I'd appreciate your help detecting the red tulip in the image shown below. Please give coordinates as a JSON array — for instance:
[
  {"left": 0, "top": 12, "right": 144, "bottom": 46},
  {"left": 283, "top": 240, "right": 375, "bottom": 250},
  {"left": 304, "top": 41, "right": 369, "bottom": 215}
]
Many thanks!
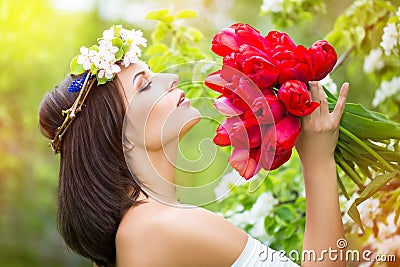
[
  {"left": 307, "top": 40, "right": 337, "bottom": 81},
  {"left": 278, "top": 80, "right": 320, "bottom": 116},
  {"left": 214, "top": 124, "right": 230, "bottom": 146},
  {"left": 211, "top": 26, "right": 240, "bottom": 57},
  {"left": 243, "top": 56, "right": 279, "bottom": 89},
  {"left": 276, "top": 46, "right": 313, "bottom": 84},
  {"left": 244, "top": 95, "right": 286, "bottom": 126},
  {"left": 231, "top": 123, "right": 263, "bottom": 149},
  {"left": 214, "top": 116, "right": 262, "bottom": 148},
  {"left": 213, "top": 117, "right": 240, "bottom": 146},
  {"left": 264, "top": 31, "right": 296, "bottom": 51},
  {"left": 262, "top": 150, "right": 293, "bottom": 171},
  {"left": 234, "top": 23, "right": 268, "bottom": 52},
  {"left": 229, "top": 147, "right": 262, "bottom": 179},
  {"left": 221, "top": 75, "right": 264, "bottom": 112},
  {"left": 261, "top": 114, "right": 301, "bottom": 169},
  {"left": 211, "top": 23, "right": 267, "bottom": 57}
]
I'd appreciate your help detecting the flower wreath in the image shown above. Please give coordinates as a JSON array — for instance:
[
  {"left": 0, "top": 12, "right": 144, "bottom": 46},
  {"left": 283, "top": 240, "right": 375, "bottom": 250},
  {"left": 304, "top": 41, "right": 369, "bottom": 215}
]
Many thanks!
[{"left": 50, "top": 25, "right": 147, "bottom": 154}]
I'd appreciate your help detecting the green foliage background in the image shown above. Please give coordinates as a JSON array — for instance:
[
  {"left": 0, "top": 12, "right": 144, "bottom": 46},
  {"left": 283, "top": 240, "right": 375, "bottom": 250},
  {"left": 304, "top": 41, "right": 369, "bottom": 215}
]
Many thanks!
[{"left": 0, "top": 0, "right": 399, "bottom": 266}]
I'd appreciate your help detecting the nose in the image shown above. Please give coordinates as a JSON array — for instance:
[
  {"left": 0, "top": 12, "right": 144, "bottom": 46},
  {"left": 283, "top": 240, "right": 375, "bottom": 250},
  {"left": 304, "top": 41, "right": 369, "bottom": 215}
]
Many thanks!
[{"left": 167, "top": 73, "right": 179, "bottom": 92}]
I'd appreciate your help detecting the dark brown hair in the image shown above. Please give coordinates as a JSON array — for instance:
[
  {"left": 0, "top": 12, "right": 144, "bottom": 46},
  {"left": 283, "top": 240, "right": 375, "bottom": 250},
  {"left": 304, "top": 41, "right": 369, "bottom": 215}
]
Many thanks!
[{"left": 38, "top": 74, "right": 148, "bottom": 267}]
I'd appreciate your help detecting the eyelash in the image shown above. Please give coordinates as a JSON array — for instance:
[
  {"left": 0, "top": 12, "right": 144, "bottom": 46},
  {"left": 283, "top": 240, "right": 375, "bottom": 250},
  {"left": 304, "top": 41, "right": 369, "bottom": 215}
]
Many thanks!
[{"left": 139, "top": 80, "right": 152, "bottom": 92}]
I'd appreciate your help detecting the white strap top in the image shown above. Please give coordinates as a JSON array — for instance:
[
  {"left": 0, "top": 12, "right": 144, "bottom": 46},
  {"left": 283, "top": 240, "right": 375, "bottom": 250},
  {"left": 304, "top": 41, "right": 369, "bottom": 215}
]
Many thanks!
[{"left": 231, "top": 234, "right": 300, "bottom": 267}]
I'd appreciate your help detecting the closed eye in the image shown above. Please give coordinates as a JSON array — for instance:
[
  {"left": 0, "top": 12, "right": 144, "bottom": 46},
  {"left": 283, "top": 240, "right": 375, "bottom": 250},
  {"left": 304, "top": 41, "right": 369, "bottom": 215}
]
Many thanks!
[{"left": 139, "top": 80, "right": 152, "bottom": 92}]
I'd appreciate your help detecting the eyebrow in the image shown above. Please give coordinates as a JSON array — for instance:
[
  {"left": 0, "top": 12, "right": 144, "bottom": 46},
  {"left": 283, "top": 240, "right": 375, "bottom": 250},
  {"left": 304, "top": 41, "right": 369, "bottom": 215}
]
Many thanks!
[{"left": 132, "top": 70, "right": 145, "bottom": 84}]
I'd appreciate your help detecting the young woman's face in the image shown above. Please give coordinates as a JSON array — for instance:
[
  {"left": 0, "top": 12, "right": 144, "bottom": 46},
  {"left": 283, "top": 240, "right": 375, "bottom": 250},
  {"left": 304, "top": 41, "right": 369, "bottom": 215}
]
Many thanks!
[{"left": 118, "top": 61, "right": 201, "bottom": 150}]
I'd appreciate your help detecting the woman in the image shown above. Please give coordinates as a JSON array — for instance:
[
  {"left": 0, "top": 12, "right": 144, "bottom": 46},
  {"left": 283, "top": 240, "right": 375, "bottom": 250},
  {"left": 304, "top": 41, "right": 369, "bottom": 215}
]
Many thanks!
[{"left": 39, "top": 35, "right": 349, "bottom": 267}]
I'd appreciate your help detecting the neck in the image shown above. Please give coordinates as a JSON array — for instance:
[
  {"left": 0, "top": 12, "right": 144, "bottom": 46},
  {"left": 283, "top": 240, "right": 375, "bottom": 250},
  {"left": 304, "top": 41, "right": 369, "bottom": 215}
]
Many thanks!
[{"left": 126, "top": 140, "right": 179, "bottom": 205}]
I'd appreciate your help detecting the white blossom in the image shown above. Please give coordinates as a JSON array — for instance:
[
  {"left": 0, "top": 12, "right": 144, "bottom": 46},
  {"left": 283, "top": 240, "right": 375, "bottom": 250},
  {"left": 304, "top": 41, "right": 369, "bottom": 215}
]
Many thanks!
[
  {"left": 397, "top": 6, "right": 400, "bottom": 18},
  {"left": 249, "top": 192, "right": 278, "bottom": 222},
  {"left": 228, "top": 210, "right": 251, "bottom": 228},
  {"left": 72, "top": 25, "right": 147, "bottom": 84},
  {"left": 121, "top": 28, "right": 147, "bottom": 48},
  {"left": 226, "top": 192, "right": 278, "bottom": 238},
  {"left": 261, "top": 0, "right": 284, "bottom": 13},
  {"left": 77, "top": 46, "right": 97, "bottom": 70},
  {"left": 122, "top": 50, "right": 139, "bottom": 67},
  {"left": 380, "top": 23, "right": 399, "bottom": 56},
  {"left": 376, "top": 212, "right": 399, "bottom": 239},
  {"left": 102, "top": 26, "right": 115, "bottom": 40},
  {"left": 249, "top": 219, "right": 267, "bottom": 240},
  {"left": 363, "top": 48, "right": 384, "bottom": 73},
  {"left": 372, "top": 75, "right": 400, "bottom": 107},
  {"left": 373, "top": 235, "right": 400, "bottom": 257},
  {"left": 214, "top": 170, "right": 248, "bottom": 201},
  {"left": 358, "top": 198, "right": 381, "bottom": 228},
  {"left": 320, "top": 74, "right": 338, "bottom": 95},
  {"left": 387, "top": 139, "right": 396, "bottom": 151}
]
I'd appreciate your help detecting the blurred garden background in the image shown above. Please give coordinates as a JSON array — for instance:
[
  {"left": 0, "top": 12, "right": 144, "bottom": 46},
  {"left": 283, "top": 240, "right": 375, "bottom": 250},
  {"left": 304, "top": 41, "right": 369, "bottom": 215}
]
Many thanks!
[{"left": 1, "top": 0, "right": 400, "bottom": 266}]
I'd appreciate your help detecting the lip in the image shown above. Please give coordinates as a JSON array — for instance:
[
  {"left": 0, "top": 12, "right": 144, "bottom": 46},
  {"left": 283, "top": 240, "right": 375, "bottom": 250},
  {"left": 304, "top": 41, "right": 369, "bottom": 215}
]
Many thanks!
[{"left": 177, "top": 91, "right": 185, "bottom": 106}]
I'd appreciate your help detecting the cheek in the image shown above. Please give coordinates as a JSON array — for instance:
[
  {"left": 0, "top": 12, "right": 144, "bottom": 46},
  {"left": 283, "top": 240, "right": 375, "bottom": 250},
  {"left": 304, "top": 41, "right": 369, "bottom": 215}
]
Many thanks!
[{"left": 144, "top": 97, "right": 177, "bottom": 148}]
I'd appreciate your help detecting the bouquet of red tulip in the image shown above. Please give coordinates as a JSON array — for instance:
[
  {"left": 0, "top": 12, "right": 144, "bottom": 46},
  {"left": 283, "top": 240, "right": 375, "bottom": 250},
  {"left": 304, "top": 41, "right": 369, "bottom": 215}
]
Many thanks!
[
  {"left": 205, "top": 23, "right": 400, "bottom": 229},
  {"left": 206, "top": 23, "right": 337, "bottom": 179}
]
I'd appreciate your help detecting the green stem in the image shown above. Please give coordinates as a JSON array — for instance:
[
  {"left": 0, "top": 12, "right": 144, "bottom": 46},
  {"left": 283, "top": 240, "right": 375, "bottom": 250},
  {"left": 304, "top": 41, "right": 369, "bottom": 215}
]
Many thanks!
[
  {"left": 339, "top": 126, "right": 397, "bottom": 172},
  {"left": 336, "top": 141, "right": 388, "bottom": 172},
  {"left": 335, "top": 155, "right": 364, "bottom": 189},
  {"left": 337, "top": 173, "right": 351, "bottom": 200}
]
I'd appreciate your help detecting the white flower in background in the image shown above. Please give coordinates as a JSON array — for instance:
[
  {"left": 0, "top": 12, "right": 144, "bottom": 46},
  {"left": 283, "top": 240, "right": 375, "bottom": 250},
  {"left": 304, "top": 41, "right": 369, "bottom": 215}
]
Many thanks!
[
  {"left": 249, "top": 219, "right": 268, "bottom": 241},
  {"left": 367, "top": 212, "right": 400, "bottom": 256},
  {"left": 228, "top": 210, "right": 251, "bottom": 228},
  {"left": 373, "top": 235, "right": 400, "bottom": 257},
  {"left": 226, "top": 192, "right": 278, "bottom": 239},
  {"left": 363, "top": 48, "right": 384, "bottom": 73},
  {"left": 249, "top": 192, "right": 278, "bottom": 223},
  {"left": 387, "top": 139, "right": 396, "bottom": 151},
  {"left": 380, "top": 23, "right": 399, "bottom": 56},
  {"left": 372, "top": 75, "right": 400, "bottom": 107},
  {"left": 214, "top": 170, "right": 248, "bottom": 201},
  {"left": 357, "top": 262, "right": 373, "bottom": 267},
  {"left": 320, "top": 74, "right": 338, "bottom": 95},
  {"left": 376, "top": 212, "right": 399, "bottom": 239},
  {"left": 358, "top": 198, "right": 381, "bottom": 228},
  {"left": 397, "top": 6, "right": 400, "bottom": 17},
  {"left": 261, "top": 0, "right": 284, "bottom": 13}
]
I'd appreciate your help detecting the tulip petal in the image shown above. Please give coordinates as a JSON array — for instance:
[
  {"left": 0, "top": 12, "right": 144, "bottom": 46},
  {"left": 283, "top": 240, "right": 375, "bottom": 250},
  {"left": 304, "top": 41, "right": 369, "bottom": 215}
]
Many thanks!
[
  {"left": 214, "top": 96, "right": 245, "bottom": 116},
  {"left": 205, "top": 70, "right": 228, "bottom": 93}
]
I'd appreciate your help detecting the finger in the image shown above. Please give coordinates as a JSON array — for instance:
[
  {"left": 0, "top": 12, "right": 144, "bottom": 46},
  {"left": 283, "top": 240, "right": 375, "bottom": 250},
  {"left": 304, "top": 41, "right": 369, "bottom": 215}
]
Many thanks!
[
  {"left": 308, "top": 81, "right": 319, "bottom": 102},
  {"left": 332, "top": 82, "right": 349, "bottom": 124},
  {"left": 318, "top": 82, "right": 329, "bottom": 117}
]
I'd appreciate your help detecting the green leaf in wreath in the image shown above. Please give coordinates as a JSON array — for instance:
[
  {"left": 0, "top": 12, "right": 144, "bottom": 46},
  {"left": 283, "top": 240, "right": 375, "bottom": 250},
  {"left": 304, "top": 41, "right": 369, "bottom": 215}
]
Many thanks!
[
  {"left": 70, "top": 55, "right": 85, "bottom": 75},
  {"left": 115, "top": 48, "right": 124, "bottom": 61},
  {"left": 97, "top": 76, "right": 107, "bottom": 85}
]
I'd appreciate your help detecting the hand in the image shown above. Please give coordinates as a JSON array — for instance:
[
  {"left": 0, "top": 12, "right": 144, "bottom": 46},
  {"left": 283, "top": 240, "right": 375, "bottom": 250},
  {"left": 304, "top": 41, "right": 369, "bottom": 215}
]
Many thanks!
[{"left": 295, "top": 81, "right": 349, "bottom": 166}]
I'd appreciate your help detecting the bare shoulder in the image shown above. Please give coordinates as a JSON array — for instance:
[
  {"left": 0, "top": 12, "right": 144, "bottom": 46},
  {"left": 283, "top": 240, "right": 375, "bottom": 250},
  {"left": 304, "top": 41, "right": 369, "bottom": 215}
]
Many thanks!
[{"left": 116, "top": 201, "right": 248, "bottom": 267}]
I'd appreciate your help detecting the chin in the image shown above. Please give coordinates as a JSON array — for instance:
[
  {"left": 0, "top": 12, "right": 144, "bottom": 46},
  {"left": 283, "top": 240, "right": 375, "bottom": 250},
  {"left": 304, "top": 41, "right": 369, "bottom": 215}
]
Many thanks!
[{"left": 178, "top": 112, "right": 201, "bottom": 140}]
